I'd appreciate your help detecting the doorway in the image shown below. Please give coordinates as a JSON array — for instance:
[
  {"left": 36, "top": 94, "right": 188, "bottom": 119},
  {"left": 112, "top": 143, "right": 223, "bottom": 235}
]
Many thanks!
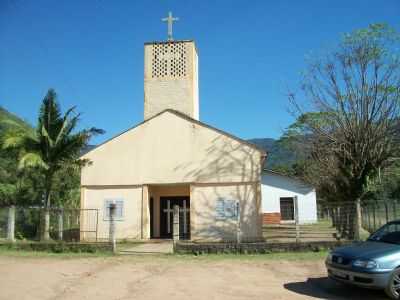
[
  {"left": 280, "top": 197, "right": 295, "bottom": 221},
  {"left": 160, "top": 196, "right": 190, "bottom": 239}
]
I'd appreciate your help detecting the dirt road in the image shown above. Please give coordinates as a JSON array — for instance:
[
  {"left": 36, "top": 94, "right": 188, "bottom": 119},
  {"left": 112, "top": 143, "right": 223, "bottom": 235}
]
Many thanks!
[{"left": 0, "top": 255, "right": 388, "bottom": 300}]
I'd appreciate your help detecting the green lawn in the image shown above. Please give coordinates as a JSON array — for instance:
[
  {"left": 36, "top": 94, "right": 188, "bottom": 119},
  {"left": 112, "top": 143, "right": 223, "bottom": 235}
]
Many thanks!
[{"left": 0, "top": 247, "right": 328, "bottom": 261}]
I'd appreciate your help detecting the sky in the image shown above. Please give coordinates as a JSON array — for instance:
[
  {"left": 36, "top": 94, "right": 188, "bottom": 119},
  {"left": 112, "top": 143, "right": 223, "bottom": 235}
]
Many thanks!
[{"left": 1, "top": 0, "right": 399, "bottom": 144}]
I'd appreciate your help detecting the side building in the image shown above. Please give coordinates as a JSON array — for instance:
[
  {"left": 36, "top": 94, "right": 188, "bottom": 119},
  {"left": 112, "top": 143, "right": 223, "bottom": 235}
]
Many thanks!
[{"left": 261, "top": 170, "right": 317, "bottom": 225}]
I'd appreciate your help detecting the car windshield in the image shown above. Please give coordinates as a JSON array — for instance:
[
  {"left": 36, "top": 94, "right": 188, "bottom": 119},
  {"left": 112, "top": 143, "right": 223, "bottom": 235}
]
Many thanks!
[{"left": 368, "top": 222, "right": 400, "bottom": 244}]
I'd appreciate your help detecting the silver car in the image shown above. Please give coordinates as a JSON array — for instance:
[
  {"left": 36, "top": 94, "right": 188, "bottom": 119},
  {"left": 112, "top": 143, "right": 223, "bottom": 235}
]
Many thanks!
[{"left": 326, "top": 221, "right": 400, "bottom": 299}]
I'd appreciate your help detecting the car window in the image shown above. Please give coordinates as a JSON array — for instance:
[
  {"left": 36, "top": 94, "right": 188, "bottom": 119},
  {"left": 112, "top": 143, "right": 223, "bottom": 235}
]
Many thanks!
[{"left": 369, "top": 223, "right": 400, "bottom": 244}]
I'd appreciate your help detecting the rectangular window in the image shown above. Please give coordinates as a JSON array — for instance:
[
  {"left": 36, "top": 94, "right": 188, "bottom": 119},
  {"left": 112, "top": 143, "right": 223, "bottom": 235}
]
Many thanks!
[
  {"left": 215, "top": 198, "right": 238, "bottom": 220},
  {"left": 104, "top": 199, "right": 124, "bottom": 221}
]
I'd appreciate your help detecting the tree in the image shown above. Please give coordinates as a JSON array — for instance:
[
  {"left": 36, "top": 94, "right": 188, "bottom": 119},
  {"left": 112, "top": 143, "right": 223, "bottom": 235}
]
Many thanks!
[
  {"left": 2, "top": 89, "right": 103, "bottom": 240},
  {"left": 0, "top": 109, "right": 43, "bottom": 207},
  {"left": 289, "top": 24, "right": 400, "bottom": 239}
]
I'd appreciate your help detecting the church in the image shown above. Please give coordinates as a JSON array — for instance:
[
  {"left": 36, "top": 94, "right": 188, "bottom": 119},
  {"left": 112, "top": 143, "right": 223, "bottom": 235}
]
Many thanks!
[{"left": 80, "top": 14, "right": 266, "bottom": 242}]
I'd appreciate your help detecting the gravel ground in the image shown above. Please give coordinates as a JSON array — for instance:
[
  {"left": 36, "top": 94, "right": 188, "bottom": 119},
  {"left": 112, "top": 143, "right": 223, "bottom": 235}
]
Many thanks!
[{"left": 0, "top": 254, "right": 388, "bottom": 300}]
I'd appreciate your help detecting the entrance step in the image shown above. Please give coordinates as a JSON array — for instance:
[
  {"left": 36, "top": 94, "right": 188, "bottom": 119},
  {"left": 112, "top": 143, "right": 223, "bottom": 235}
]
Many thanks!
[{"left": 119, "top": 240, "right": 173, "bottom": 255}]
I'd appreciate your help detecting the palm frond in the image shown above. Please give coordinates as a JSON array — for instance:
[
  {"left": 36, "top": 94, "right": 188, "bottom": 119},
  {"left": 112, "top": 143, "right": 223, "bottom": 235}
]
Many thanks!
[
  {"left": 18, "top": 152, "right": 48, "bottom": 170},
  {"left": 41, "top": 125, "right": 54, "bottom": 148},
  {"left": 2, "top": 134, "right": 26, "bottom": 149},
  {"left": 54, "top": 106, "right": 78, "bottom": 145}
]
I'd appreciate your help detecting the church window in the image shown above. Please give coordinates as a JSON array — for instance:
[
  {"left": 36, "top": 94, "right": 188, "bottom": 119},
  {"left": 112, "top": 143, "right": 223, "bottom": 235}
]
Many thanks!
[{"left": 104, "top": 199, "right": 124, "bottom": 221}]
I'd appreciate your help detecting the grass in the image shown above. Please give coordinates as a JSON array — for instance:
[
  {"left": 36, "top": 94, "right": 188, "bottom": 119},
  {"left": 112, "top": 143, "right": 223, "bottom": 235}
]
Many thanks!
[
  {"left": 0, "top": 247, "right": 113, "bottom": 258},
  {"left": 0, "top": 246, "right": 328, "bottom": 262},
  {"left": 171, "top": 251, "right": 329, "bottom": 262}
]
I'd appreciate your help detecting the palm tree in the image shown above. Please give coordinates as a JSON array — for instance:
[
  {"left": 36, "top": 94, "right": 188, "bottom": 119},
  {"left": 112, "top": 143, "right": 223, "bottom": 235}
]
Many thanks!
[{"left": 3, "top": 89, "right": 103, "bottom": 240}]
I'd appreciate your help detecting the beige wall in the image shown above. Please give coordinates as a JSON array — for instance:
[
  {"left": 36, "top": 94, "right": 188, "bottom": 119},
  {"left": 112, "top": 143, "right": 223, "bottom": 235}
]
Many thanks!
[
  {"left": 191, "top": 183, "right": 262, "bottom": 242},
  {"left": 81, "top": 186, "right": 143, "bottom": 240},
  {"left": 80, "top": 111, "right": 265, "bottom": 241},
  {"left": 81, "top": 111, "right": 263, "bottom": 187}
]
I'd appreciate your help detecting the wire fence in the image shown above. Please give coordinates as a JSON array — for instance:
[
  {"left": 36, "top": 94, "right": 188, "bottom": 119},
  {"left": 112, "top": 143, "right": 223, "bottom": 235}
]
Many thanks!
[
  {"left": 318, "top": 202, "right": 357, "bottom": 239},
  {"left": 0, "top": 207, "right": 103, "bottom": 242},
  {"left": 361, "top": 200, "right": 400, "bottom": 233},
  {"left": 318, "top": 199, "right": 400, "bottom": 239}
]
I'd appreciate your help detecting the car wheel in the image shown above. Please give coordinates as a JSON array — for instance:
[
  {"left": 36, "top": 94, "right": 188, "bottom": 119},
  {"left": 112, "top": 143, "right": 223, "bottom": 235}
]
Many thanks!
[{"left": 385, "top": 268, "right": 400, "bottom": 299}]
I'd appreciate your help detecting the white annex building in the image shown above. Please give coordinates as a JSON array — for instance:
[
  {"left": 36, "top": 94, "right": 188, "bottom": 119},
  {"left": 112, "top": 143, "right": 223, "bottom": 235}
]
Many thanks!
[
  {"left": 261, "top": 170, "right": 317, "bottom": 225},
  {"left": 80, "top": 14, "right": 266, "bottom": 242}
]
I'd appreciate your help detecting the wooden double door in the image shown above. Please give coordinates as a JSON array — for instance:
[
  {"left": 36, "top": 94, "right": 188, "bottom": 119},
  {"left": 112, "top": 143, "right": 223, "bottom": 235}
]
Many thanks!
[{"left": 160, "top": 196, "right": 190, "bottom": 240}]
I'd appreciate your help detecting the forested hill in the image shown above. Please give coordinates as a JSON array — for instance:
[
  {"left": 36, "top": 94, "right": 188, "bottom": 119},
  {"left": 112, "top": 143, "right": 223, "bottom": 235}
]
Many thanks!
[
  {"left": 247, "top": 138, "right": 297, "bottom": 168},
  {"left": 0, "top": 106, "right": 33, "bottom": 134}
]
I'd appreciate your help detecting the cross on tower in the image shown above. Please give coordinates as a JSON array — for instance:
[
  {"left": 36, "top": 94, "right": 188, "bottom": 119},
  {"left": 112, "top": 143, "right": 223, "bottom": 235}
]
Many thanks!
[{"left": 162, "top": 11, "right": 179, "bottom": 41}]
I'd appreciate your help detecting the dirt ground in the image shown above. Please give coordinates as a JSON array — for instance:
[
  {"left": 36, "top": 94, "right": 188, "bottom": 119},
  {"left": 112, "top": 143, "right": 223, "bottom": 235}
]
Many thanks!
[{"left": 0, "top": 254, "right": 388, "bottom": 300}]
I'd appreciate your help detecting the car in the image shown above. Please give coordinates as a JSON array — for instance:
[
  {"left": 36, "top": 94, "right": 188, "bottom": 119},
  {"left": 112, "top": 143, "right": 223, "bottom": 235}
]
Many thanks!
[{"left": 326, "top": 220, "right": 400, "bottom": 299}]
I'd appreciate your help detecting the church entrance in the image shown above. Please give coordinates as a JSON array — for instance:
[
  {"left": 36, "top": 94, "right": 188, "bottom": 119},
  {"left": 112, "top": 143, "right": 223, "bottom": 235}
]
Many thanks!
[{"left": 160, "top": 196, "right": 190, "bottom": 240}]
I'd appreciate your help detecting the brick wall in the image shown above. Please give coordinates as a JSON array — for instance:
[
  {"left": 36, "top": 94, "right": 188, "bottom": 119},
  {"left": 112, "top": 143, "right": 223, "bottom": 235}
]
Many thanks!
[{"left": 263, "top": 213, "right": 281, "bottom": 224}]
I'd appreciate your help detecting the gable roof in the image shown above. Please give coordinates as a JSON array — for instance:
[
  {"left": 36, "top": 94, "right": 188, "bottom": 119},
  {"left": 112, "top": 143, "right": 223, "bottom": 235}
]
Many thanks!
[
  {"left": 81, "top": 109, "right": 267, "bottom": 158},
  {"left": 262, "top": 169, "right": 314, "bottom": 188}
]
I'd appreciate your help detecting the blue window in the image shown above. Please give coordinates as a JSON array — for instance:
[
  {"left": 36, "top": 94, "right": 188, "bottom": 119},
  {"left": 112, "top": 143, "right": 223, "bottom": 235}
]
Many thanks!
[{"left": 104, "top": 199, "right": 124, "bottom": 221}]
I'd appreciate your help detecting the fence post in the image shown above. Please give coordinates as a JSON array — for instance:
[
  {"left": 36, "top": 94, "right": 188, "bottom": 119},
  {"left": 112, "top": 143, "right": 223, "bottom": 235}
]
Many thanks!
[
  {"left": 385, "top": 202, "right": 389, "bottom": 223},
  {"left": 365, "top": 206, "right": 370, "bottom": 232},
  {"left": 7, "top": 205, "right": 15, "bottom": 242},
  {"left": 173, "top": 205, "right": 180, "bottom": 242},
  {"left": 58, "top": 208, "right": 63, "bottom": 241},
  {"left": 109, "top": 203, "right": 117, "bottom": 254},
  {"left": 294, "top": 196, "right": 300, "bottom": 243},
  {"left": 236, "top": 201, "right": 241, "bottom": 244},
  {"left": 354, "top": 199, "right": 362, "bottom": 241}
]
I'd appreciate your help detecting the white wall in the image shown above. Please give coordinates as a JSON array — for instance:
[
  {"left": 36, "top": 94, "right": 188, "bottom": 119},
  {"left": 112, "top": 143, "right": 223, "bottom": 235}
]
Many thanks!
[{"left": 261, "top": 172, "right": 317, "bottom": 224}]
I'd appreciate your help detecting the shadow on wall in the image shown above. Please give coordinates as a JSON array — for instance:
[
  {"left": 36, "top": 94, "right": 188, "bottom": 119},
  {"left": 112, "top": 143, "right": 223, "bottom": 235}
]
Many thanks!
[
  {"left": 174, "top": 135, "right": 264, "bottom": 242},
  {"left": 283, "top": 277, "right": 387, "bottom": 300},
  {"left": 192, "top": 187, "right": 257, "bottom": 242},
  {"left": 262, "top": 173, "right": 314, "bottom": 195}
]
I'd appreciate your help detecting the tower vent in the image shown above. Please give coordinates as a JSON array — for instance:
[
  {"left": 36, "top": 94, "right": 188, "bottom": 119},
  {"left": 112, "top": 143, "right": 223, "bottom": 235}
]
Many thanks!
[{"left": 151, "top": 42, "right": 187, "bottom": 78}]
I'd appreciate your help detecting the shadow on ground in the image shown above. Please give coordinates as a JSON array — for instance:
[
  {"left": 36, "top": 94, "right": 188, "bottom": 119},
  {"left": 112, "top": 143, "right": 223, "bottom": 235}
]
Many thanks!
[{"left": 284, "top": 277, "right": 388, "bottom": 300}]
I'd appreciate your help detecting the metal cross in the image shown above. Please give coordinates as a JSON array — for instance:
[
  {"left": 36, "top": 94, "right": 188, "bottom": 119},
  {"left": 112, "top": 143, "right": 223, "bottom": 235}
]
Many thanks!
[
  {"left": 163, "top": 200, "right": 173, "bottom": 233},
  {"left": 162, "top": 11, "right": 179, "bottom": 41}
]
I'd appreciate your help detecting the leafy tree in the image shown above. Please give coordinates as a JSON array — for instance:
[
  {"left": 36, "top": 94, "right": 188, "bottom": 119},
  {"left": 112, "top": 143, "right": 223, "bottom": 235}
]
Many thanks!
[
  {"left": 288, "top": 24, "right": 400, "bottom": 239},
  {"left": 2, "top": 89, "right": 103, "bottom": 240},
  {"left": 0, "top": 109, "right": 42, "bottom": 207}
]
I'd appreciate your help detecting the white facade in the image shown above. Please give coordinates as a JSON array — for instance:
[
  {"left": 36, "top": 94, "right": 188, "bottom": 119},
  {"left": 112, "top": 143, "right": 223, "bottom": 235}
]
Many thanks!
[{"left": 261, "top": 170, "right": 317, "bottom": 224}]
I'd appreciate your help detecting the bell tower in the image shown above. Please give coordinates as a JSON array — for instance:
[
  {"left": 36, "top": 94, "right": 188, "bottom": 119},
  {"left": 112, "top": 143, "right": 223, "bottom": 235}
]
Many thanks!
[{"left": 143, "top": 13, "right": 199, "bottom": 120}]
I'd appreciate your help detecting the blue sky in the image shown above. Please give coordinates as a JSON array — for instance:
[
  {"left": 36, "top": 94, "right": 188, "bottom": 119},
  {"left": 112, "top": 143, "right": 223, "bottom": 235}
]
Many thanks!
[{"left": 1, "top": 0, "right": 399, "bottom": 144}]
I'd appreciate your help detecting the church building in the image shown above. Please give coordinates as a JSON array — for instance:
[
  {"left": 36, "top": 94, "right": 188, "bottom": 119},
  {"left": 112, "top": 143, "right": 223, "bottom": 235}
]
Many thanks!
[{"left": 80, "top": 14, "right": 266, "bottom": 242}]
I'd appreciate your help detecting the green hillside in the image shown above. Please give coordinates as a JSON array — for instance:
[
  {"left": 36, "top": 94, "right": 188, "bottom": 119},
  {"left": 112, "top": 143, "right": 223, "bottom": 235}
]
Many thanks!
[
  {"left": 0, "top": 106, "right": 33, "bottom": 134},
  {"left": 247, "top": 138, "right": 297, "bottom": 168}
]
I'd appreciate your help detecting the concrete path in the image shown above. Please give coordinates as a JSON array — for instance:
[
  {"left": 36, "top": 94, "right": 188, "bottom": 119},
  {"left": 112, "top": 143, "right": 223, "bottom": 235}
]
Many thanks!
[{"left": 119, "top": 240, "right": 173, "bottom": 254}]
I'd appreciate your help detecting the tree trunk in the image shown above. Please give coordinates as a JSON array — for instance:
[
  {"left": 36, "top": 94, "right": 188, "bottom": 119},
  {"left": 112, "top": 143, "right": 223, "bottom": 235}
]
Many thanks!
[
  {"left": 331, "top": 208, "right": 336, "bottom": 227},
  {"left": 40, "top": 185, "right": 52, "bottom": 241},
  {"left": 7, "top": 205, "right": 16, "bottom": 242},
  {"left": 40, "top": 209, "right": 51, "bottom": 241}
]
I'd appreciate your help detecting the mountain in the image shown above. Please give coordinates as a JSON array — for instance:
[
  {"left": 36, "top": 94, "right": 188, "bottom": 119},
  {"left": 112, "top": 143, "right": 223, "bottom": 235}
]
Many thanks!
[
  {"left": 0, "top": 106, "right": 33, "bottom": 134},
  {"left": 247, "top": 138, "right": 297, "bottom": 168}
]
